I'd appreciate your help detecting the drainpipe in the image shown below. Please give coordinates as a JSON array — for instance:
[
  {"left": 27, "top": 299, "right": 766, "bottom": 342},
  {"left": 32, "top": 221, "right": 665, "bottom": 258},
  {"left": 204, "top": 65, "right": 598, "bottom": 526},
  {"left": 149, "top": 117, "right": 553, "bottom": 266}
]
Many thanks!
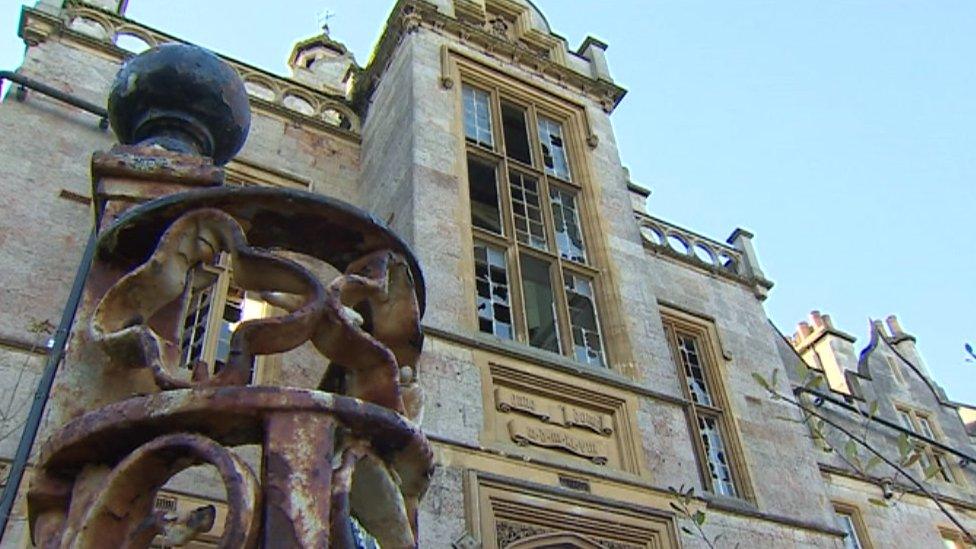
[{"left": 0, "top": 229, "right": 97, "bottom": 539}]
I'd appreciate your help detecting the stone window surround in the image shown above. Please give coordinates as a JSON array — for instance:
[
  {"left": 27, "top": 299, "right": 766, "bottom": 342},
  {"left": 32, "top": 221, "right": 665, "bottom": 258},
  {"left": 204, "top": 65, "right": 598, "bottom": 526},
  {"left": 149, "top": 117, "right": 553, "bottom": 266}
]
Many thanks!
[
  {"left": 660, "top": 306, "right": 755, "bottom": 503},
  {"left": 830, "top": 500, "right": 873, "bottom": 549},
  {"left": 461, "top": 470, "right": 680, "bottom": 549},
  {"left": 939, "top": 527, "right": 974, "bottom": 548},
  {"left": 893, "top": 404, "right": 962, "bottom": 486},
  {"left": 453, "top": 55, "right": 619, "bottom": 370}
]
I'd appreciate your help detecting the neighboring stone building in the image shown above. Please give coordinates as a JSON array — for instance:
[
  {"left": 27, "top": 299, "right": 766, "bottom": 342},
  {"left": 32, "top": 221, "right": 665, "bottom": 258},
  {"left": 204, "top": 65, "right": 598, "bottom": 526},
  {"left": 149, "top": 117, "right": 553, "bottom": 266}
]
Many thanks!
[{"left": 0, "top": 0, "right": 973, "bottom": 547}]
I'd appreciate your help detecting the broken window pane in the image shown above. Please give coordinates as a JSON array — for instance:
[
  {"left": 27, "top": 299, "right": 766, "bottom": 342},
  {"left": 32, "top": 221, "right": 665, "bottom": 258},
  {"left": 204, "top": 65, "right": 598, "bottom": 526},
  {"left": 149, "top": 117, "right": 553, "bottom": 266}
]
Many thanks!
[
  {"left": 537, "top": 115, "right": 571, "bottom": 180},
  {"left": 467, "top": 157, "right": 502, "bottom": 234},
  {"left": 520, "top": 255, "right": 560, "bottom": 353},
  {"left": 474, "top": 243, "right": 512, "bottom": 340},
  {"left": 509, "top": 171, "right": 547, "bottom": 250},
  {"left": 463, "top": 85, "right": 493, "bottom": 148},
  {"left": 676, "top": 333, "right": 713, "bottom": 407},
  {"left": 502, "top": 102, "right": 532, "bottom": 164},
  {"left": 550, "top": 188, "right": 587, "bottom": 263},
  {"left": 564, "top": 272, "right": 604, "bottom": 366},
  {"left": 698, "top": 414, "right": 737, "bottom": 497},
  {"left": 180, "top": 264, "right": 218, "bottom": 370},
  {"left": 213, "top": 286, "right": 245, "bottom": 373}
]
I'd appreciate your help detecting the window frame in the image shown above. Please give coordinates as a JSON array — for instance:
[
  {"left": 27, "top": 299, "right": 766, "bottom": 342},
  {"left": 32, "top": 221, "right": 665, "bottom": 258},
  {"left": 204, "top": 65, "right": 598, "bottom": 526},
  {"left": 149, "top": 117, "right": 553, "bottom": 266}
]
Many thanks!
[
  {"left": 175, "top": 252, "right": 278, "bottom": 385},
  {"left": 458, "top": 75, "right": 609, "bottom": 368},
  {"left": 831, "top": 501, "right": 873, "bottom": 549},
  {"left": 895, "top": 406, "right": 957, "bottom": 484},
  {"left": 660, "top": 307, "right": 752, "bottom": 501},
  {"left": 940, "top": 528, "right": 975, "bottom": 549}
]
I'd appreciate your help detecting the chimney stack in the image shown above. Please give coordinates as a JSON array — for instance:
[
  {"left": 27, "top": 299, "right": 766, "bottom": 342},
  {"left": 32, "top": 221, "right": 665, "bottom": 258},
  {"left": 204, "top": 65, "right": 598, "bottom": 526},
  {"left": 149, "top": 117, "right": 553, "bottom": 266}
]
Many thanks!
[
  {"left": 791, "top": 311, "right": 858, "bottom": 394},
  {"left": 881, "top": 314, "right": 931, "bottom": 378}
]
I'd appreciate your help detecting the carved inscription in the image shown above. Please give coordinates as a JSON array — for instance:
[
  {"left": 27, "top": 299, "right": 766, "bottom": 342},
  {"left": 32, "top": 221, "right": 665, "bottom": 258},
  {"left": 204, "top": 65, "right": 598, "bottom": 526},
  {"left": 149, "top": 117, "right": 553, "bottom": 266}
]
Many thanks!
[
  {"left": 507, "top": 419, "right": 608, "bottom": 465},
  {"left": 495, "top": 387, "right": 551, "bottom": 422},
  {"left": 495, "top": 387, "right": 613, "bottom": 436},
  {"left": 564, "top": 407, "right": 614, "bottom": 436}
]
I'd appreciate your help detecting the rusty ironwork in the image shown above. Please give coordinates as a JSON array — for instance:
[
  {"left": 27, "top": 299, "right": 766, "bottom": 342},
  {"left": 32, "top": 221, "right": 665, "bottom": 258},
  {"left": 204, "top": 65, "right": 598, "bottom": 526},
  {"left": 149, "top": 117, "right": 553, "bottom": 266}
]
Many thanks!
[{"left": 27, "top": 44, "right": 432, "bottom": 548}]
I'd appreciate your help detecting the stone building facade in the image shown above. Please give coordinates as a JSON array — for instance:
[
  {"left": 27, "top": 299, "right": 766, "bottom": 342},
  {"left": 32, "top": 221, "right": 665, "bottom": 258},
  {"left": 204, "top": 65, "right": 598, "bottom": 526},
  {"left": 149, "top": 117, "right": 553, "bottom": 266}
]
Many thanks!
[{"left": 0, "top": 0, "right": 973, "bottom": 547}]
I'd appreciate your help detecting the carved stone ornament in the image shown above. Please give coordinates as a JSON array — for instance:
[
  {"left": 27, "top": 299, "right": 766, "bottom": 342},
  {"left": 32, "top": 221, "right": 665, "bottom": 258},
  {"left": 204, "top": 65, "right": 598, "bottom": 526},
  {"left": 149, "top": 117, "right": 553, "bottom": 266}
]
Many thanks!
[
  {"left": 28, "top": 45, "right": 433, "bottom": 548},
  {"left": 486, "top": 16, "right": 511, "bottom": 39}
]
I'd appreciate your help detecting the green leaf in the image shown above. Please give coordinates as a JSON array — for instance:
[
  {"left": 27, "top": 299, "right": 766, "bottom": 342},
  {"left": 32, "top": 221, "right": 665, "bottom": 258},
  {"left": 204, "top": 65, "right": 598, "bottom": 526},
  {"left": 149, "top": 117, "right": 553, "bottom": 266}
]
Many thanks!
[
  {"left": 897, "top": 433, "right": 911, "bottom": 459},
  {"left": 693, "top": 510, "right": 706, "bottom": 525},
  {"left": 868, "top": 400, "right": 879, "bottom": 419},
  {"left": 805, "top": 375, "right": 825, "bottom": 390},
  {"left": 868, "top": 498, "right": 889, "bottom": 508},
  {"left": 770, "top": 369, "right": 780, "bottom": 390},
  {"left": 752, "top": 372, "right": 772, "bottom": 392},
  {"left": 844, "top": 440, "right": 858, "bottom": 460},
  {"left": 924, "top": 463, "right": 941, "bottom": 479},
  {"left": 866, "top": 456, "right": 882, "bottom": 471}
]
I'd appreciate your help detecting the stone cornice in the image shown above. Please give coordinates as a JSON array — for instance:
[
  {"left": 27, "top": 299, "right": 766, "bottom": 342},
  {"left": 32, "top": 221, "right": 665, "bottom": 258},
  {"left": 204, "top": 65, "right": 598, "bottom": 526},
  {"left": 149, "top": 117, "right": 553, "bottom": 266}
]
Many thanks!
[
  {"left": 354, "top": 0, "right": 627, "bottom": 115},
  {"left": 19, "top": 3, "right": 361, "bottom": 143},
  {"left": 422, "top": 324, "right": 690, "bottom": 408},
  {"left": 430, "top": 438, "right": 848, "bottom": 540},
  {"left": 818, "top": 463, "right": 976, "bottom": 512}
]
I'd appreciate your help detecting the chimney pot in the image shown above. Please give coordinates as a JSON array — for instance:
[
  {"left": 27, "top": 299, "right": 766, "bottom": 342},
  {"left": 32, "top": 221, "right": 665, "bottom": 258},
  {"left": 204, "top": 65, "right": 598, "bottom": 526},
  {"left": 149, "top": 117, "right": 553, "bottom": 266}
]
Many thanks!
[{"left": 885, "top": 315, "right": 905, "bottom": 338}]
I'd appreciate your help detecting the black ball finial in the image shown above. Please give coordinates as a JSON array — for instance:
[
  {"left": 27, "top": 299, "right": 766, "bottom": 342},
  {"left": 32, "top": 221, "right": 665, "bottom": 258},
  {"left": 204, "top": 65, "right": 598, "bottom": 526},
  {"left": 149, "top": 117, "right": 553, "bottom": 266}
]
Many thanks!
[{"left": 108, "top": 43, "right": 251, "bottom": 165}]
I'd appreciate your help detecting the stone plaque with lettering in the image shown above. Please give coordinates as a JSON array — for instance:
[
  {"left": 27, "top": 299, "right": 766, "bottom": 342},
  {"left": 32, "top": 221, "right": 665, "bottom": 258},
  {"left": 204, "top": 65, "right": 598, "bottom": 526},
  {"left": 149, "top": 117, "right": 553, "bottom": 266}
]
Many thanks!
[{"left": 507, "top": 418, "right": 609, "bottom": 465}]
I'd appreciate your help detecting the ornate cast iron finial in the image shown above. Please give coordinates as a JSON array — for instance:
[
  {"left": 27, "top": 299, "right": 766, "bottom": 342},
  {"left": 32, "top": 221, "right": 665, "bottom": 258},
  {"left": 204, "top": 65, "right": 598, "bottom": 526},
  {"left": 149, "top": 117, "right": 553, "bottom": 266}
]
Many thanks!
[{"left": 107, "top": 43, "right": 251, "bottom": 165}]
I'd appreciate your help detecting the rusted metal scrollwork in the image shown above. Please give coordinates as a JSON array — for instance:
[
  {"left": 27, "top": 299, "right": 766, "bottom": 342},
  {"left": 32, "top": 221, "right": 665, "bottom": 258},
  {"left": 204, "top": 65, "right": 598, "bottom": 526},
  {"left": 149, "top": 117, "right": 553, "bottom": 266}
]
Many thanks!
[
  {"left": 27, "top": 44, "right": 433, "bottom": 548},
  {"left": 91, "top": 208, "right": 327, "bottom": 389}
]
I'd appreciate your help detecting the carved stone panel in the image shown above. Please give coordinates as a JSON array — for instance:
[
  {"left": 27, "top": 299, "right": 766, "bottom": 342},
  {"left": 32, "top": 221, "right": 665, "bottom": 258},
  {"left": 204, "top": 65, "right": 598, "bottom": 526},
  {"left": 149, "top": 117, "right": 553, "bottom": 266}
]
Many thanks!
[
  {"left": 468, "top": 473, "right": 679, "bottom": 549},
  {"left": 478, "top": 352, "right": 644, "bottom": 475}
]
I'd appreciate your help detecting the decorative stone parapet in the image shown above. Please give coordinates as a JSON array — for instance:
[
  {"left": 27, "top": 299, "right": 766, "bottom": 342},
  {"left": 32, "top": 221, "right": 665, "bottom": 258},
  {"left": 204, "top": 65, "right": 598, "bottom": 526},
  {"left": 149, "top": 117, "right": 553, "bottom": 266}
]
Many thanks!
[
  {"left": 637, "top": 213, "right": 743, "bottom": 277},
  {"left": 636, "top": 213, "right": 774, "bottom": 299},
  {"left": 21, "top": 2, "right": 360, "bottom": 135}
]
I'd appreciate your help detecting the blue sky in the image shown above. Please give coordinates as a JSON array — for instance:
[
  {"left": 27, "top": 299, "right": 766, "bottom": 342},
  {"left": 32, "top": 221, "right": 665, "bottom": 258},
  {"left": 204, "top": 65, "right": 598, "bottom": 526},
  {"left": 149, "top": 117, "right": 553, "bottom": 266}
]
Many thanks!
[{"left": 1, "top": 1, "right": 973, "bottom": 404}]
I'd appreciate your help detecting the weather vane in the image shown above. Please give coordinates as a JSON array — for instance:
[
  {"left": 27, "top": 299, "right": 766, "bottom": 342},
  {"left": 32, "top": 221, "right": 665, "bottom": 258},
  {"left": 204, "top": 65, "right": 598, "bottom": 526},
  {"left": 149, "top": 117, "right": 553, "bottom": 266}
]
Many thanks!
[{"left": 317, "top": 9, "right": 335, "bottom": 36}]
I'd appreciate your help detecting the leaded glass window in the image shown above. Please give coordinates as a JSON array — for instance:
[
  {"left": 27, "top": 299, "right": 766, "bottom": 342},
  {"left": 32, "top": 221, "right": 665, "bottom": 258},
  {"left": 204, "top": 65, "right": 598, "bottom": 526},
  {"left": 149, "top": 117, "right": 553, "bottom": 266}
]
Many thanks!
[
  {"left": 510, "top": 172, "right": 547, "bottom": 250},
  {"left": 474, "top": 243, "right": 512, "bottom": 340},
  {"left": 698, "top": 415, "right": 736, "bottom": 497},
  {"left": 550, "top": 187, "right": 586, "bottom": 263},
  {"left": 898, "top": 408, "right": 955, "bottom": 483},
  {"left": 564, "top": 272, "right": 604, "bottom": 366},
  {"left": 177, "top": 254, "right": 268, "bottom": 382},
  {"left": 463, "top": 85, "right": 493, "bottom": 148},
  {"left": 460, "top": 78, "right": 607, "bottom": 367},
  {"left": 538, "top": 115, "right": 571, "bottom": 180},
  {"left": 662, "top": 313, "right": 747, "bottom": 499},
  {"left": 676, "top": 334, "right": 713, "bottom": 406}
]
